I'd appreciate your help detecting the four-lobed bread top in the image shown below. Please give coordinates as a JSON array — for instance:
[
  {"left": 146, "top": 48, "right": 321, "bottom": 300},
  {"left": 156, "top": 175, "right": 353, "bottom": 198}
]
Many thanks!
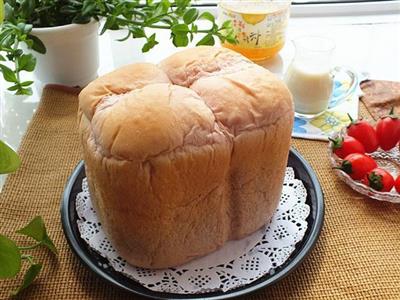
[{"left": 79, "top": 46, "right": 293, "bottom": 161}]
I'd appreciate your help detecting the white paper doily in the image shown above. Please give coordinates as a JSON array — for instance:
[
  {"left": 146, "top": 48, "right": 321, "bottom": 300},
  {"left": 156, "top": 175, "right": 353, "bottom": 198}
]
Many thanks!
[{"left": 76, "top": 167, "right": 310, "bottom": 294}]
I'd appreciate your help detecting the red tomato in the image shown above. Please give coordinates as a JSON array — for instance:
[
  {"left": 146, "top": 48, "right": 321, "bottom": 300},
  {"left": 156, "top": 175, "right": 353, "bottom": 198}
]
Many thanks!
[
  {"left": 395, "top": 175, "right": 400, "bottom": 193},
  {"left": 347, "top": 114, "right": 379, "bottom": 153},
  {"left": 338, "top": 153, "right": 377, "bottom": 180},
  {"left": 362, "top": 168, "right": 394, "bottom": 192},
  {"left": 376, "top": 108, "right": 400, "bottom": 150},
  {"left": 329, "top": 135, "right": 365, "bottom": 159}
]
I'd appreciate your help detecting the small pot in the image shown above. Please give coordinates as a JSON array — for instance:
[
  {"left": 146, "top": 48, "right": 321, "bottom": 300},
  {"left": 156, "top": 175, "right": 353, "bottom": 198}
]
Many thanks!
[{"left": 29, "top": 20, "right": 99, "bottom": 87}]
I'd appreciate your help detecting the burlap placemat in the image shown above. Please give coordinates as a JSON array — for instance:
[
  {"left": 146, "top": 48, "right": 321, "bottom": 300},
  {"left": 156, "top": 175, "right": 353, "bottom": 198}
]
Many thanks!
[{"left": 1, "top": 87, "right": 399, "bottom": 299}]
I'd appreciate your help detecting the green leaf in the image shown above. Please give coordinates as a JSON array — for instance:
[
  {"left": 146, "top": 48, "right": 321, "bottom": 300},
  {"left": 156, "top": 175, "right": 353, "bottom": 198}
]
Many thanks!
[
  {"left": 116, "top": 31, "right": 131, "bottom": 42},
  {"left": 183, "top": 8, "right": 198, "bottom": 25},
  {"left": 101, "top": 16, "right": 119, "bottom": 34},
  {"left": 22, "top": 23, "right": 33, "bottom": 34},
  {"left": 171, "top": 23, "right": 189, "bottom": 34},
  {"left": 191, "top": 23, "right": 198, "bottom": 33},
  {"left": 15, "top": 86, "right": 33, "bottom": 95},
  {"left": 196, "top": 34, "right": 215, "bottom": 46},
  {"left": 27, "top": 35, "right": 46, "bottom": 54},
  {"left": 11, "top": 263, "right": 42, "bottom": 296},
  {"left": 175, "top": 0, "right": 191, "bottom": 15},
  {"left": 82, "top": 0, "right": 96, "bottom": 16},
  {"left": 221, "top": 20, "right": 232, "bottom": 30},
  {"left": 14, "top": 49, "right": 23, "bottom": 57},
  {"left": 17, "top": 216, "right": 45, "bottom": 241},
  {"left": 100, "top": 22, "right": 108, "bottom": 35},
  {"left": 0, "top": 140, "right": 20, "bottom": 174},
  {"left": 160, "top": 0, "right": 171, "bottom": 12},
  {"left": 1, "top": 34, "right": 13, "bottom": 49},
  {"left": 145, "top": 16, "right": 162, "bottom": 26},
  {"left": 16, "top": 216, "right": 58, "bottom": 255},
  {"left": 21, "top": 80, "right": 33, "bottom": 86},
  {"left": 160, "top": 16, "right": 173, "bottom": 26},
  {"left": 4, "top": 2, "right": 13, "bottom": 22},
  {"left": 72, "top": 15, "right": 91, "bottom": 24},
  {"left": 199, "top": 11, "right": 215, "bottom": 23},
  {"left": 172, "top": 33, "right": 189, "bottom": 47},
  {"left": 17, "top": 54, "right": 36, "bottom": 72},
  {"left": 59, "top": 5, "right": 78, "bottom": 15},
  {"left": 0, "top": 54, "right": 5, "bottom": 61},
  {"left": 41, "top": 236, "right": 57, "bottom": 255},
  {"left": 0, "top": 64, "right": 17, "bottom": 82},
  {"left": 23, "top": 39, "right": 33, "bottom": 48},
  {"left": 142, "top": 34, "right": 158, "bottom": 52},
  {"left": 0, "top": 235, "right": 21, "bottom": 279},
  {"left": 20, "top": 0, "right": 35, "bottom": 19},
  {"left": 129, "top": 27, "right": 145, "bottom": 39},
  {"left": 150, "top": 0, "right": 169, "bottom": 19},
  {"left": 7, "top": 84, "right": 20, "bottom": 91},
  {"left": 225, "top": 30, "right": 238, "bottom": 44},
  {"left": 8, "top": 85, "right": 33, "bottom": 95},
  {"left": 142, "top": 40, "right": 158, "bottom": 52}
]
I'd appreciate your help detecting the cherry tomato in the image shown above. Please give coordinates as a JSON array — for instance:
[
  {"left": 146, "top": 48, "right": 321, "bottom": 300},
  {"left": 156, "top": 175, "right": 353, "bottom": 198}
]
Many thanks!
[
  {"left": 338, "top": 153, "right": 377, "bottom": 180},
  {"left": 376, "top": 108, "right": 400, "bottom": 151},
  {"left": 395, "top": 175, "right": 400, "bottom": 193},
  {"left": 362, "top": 168, "right": 394, "bottom": 192},
  {"left": 330, "top": 135, "right": 365, "bottom": 159},
  {"left": 347, "top": 114, "right": 379, "bottom": 153}
]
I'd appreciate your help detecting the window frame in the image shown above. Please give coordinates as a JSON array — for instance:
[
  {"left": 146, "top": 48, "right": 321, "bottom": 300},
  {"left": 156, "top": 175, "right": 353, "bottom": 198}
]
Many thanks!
[{"left": 193, "top": 0, "right": 400, "bottom": 16}]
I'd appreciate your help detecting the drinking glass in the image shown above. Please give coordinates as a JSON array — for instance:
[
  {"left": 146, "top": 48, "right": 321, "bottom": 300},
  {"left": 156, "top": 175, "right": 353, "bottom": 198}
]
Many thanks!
[{"left": 284, "top": 36, "right": 357, "bottom": 118}]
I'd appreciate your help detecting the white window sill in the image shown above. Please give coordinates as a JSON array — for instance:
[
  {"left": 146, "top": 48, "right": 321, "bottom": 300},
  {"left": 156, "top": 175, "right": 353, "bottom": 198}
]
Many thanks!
[
  {"left": 195, "top": 0, "right": 400, "bottom": 17},
  {"left": 291, "top": 0, "right": 400, "bottom": 17}
]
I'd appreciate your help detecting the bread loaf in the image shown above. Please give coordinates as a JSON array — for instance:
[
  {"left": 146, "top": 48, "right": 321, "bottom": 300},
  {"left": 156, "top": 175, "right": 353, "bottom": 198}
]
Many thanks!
[{"left": 78, "top": 46, "right": 293, "bottom": 269}]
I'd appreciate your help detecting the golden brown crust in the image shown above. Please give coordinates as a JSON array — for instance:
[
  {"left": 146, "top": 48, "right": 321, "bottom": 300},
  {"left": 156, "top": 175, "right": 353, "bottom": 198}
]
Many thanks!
[
  {"left": 79, "top": 63, "right": 170, "bottom": 120},
  {"left": 89, "top": 83, "right": 225, "bottom": 160},
  {"left": 78, "top": 46, "right": 294, "bottom": 269},
  {"left": 158, "top": 46, "right": 252, "bottom": 87}
]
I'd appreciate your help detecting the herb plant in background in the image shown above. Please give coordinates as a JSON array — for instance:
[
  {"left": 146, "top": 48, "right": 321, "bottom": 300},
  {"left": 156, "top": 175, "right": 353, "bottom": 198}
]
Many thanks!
[
  {"left": 0, "top": 0, "right": 236, "bottom": 95},
  {"left": 0, "top": 141, "right": 57, "bottom": 296}
]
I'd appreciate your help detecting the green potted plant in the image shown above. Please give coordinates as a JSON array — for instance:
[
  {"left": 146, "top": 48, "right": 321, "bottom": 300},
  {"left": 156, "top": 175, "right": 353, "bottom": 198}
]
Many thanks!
[
  {"left": 0, "top": 0, "right": 236, "bottom": 95},
  {"left": 0, "top": 140, "right": 57, "bottom": 296}
]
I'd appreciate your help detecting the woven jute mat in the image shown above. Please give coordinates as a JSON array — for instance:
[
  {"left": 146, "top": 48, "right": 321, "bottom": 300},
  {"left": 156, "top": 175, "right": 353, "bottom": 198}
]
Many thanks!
[{"left": 1, "top": 87, "right": 400, "bottom": 299}]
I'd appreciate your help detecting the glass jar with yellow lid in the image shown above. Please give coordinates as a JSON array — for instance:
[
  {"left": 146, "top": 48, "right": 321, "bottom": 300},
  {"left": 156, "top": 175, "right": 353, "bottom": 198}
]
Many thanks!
[{"left": 218, "top": 0, "right": 291, "bottom": 61}]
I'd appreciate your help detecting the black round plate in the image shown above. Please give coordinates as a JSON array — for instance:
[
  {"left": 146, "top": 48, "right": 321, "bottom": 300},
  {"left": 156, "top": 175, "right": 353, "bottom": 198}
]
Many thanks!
[{"left": 61, "top": 148, "right": 324, "bottom": 299}]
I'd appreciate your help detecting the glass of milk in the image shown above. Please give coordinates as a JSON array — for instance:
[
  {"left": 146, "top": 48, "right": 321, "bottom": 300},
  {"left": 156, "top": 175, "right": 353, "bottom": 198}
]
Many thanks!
[{"left": 284, "top": 36, "right": 356, "bottom": 118}]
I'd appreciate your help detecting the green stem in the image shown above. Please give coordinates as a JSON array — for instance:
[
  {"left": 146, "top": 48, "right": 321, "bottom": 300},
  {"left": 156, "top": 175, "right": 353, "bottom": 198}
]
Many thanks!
[
  {"left": 131, "top": 9, "right": 146, "bottom": 18},
  {"left": 21, "top": 254, "right": 35, "bottom": 265},
  {"left": 147, "top": 24, "right": 171, "bottom": 29},
  {"left": 114, "top": 17, "right": 217, "bottom": 33},
  {"left": 114, "top": 17, "right": 168, "bottom": 29},
  {"left": 347, "top": 113, "right": 355, "bottom": 124},
  {"left": 11, "top": 36, "right": 20, "bottom": 83},
  {"left": 0, "top": 46, "right": 13, "bottom": 52},
  {"left": 18, "top": 242, "right": 41, "bottom": 251}
]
